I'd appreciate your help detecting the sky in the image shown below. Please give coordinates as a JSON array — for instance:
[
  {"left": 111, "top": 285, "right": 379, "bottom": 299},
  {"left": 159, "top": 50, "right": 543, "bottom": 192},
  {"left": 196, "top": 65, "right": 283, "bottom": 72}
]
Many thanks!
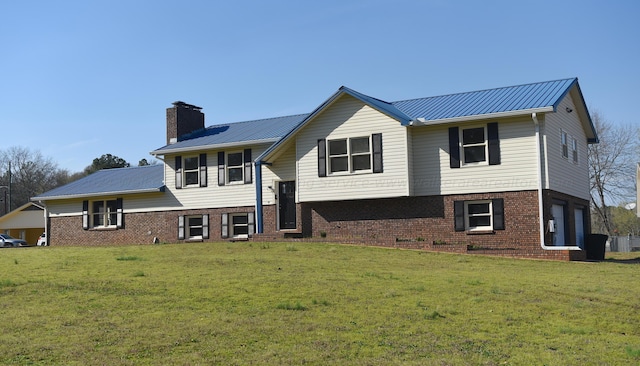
[{"left": 1, "top": 0, "right": 639, "bottom": 173}]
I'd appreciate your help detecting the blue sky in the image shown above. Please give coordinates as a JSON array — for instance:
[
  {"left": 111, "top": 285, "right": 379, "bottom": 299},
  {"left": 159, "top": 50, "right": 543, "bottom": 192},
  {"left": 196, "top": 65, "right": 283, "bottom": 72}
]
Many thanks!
[{"left": 1, "top": 0, "right": 638, "bottom": 172}]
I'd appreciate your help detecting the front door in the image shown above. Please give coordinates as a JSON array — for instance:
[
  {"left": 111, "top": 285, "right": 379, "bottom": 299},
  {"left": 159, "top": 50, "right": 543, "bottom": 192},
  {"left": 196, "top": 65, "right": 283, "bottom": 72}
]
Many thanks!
[
  {"left": 278, "top": 181, "right": 296, "bottom": 230},
  {"left": 551, "top": 204, "right": 566, "bottom": 246}
]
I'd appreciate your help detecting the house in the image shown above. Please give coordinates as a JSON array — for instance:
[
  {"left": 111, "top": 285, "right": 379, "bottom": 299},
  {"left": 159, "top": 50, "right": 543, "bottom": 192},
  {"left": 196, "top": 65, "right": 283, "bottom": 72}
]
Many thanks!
[
  {"left": 33, "top": 78, "right": 598, "bottom": 260},
  {"left": 0, "top": 202, "right": 45, "bottom": 245}
]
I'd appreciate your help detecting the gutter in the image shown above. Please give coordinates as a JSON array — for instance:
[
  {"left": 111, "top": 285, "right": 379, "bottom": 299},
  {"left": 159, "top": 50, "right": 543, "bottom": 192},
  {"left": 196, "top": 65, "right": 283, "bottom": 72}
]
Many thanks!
[
  {"left": 150, "top": 138, "right": 279, "bottom": 156},
  {"left": 31, "top": 187, "right": 166, "bottom": 201},
  {"left": 410, "top": 107, "right": 555, "bottom": 127}
]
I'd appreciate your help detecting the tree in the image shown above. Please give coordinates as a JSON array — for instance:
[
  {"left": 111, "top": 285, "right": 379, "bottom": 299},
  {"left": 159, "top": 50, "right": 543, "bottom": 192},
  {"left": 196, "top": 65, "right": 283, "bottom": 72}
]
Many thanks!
[
  {"left": 0, "top": 146, "right": 68, "bottom": 214},
  {"left": 84, "top": 154, "right": 130, "bottom": 175},
  {"left": 588, "top": 111, "right": 640, "bottom": 236},
  {"left": 138, "top": 158, "right": 158, "bottom": 167}
]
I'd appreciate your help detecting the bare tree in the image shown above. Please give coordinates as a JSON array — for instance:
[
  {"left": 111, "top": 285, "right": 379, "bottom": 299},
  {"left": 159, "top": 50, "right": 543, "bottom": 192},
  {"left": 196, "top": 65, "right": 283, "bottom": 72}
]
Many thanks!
[
  {"left": 0, "top": 146, "right": 65, "bottom": 214},
  {"left": 588, "top": 111, "right": 639, "bottom": 236}
]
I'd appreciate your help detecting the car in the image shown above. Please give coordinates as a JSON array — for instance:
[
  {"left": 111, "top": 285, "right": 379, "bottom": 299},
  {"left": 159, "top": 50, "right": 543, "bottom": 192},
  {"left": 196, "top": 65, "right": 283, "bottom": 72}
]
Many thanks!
[
  {"left": 36, "top": 232, "right": 48, "bottom": 246},
  {"left": 0, "top": 234, "right": 28, "bottom": 247}
]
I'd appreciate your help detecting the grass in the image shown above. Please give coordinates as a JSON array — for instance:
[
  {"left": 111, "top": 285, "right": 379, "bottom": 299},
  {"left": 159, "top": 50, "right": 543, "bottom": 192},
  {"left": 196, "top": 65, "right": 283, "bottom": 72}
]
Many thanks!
[{"left": 0, "top": 243, "right": 638, "bottom": 365}]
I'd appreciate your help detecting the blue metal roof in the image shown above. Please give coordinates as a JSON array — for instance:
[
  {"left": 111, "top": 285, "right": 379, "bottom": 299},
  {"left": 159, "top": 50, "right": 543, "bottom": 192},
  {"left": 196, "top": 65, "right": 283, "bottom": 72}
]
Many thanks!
[
  {"left": 32, "top": 164, "right": 165, "bottom": 200},
  {"left": 152, "top": 113, "right": 308, "bottom": 154},
  {"left": 392, "top": 78, "right": 577, "bottom": 123},
  {"left": 157, "top": 78, "right": 590, "bottom": 160}
]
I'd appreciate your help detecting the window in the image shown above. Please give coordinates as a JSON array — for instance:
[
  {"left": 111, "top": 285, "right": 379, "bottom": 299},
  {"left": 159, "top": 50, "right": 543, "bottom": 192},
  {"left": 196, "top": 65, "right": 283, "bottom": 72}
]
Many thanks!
[
  {"left": 217, "top": 149, "right": 252, "bottom": 186},
  {"left": 231, "top": 214, "right": 249, "bottom": 236},
  {"left": 227, "top": 152, "right": 244, "bottom": 183},
  {"left": 175, "top": 154, "right": 207, "bottom": 189},
  {"left": 465, "top": 201, "right": 492, "bottom": 231},
  {"left": 449, "top": 123, "right": 500, "bottom": 168},
  {"left": 461, "top": 127, "right": 487, "bottom": 164},
  {"left": 571, "top": 137, "right": 578, "bottom": 163},
  {"left": 454, "top": 199, "right": 504, "bottom": 232},
  {"left": 178, "top": 214, "right": 209, "bottom": 240},
  {"left": 187, "top": 215, "right": 203, "bottom": 239},
  {"left": 183, "top": 156, "right": 199, "bottom": 186},
  {"left": 83, "top": 199, "right": 123, "bottom": 230},
  {"left": 92, "top": 200, "right": 118, "bottom": 227},
  {"left": 320, "top": 134, "right": 382, "bottom": 176},
  {"left": 561, "top": 130, "right": 568, "bottom": 159},
  {"left": 221, "top": 212, "right": 255, "bottom": 239}
]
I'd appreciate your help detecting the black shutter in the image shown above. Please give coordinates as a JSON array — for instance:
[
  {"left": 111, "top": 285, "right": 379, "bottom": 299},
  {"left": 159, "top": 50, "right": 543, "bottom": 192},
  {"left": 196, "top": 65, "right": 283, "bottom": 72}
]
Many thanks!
[
  {"left": 492, "top": 198, "right": 505, "bottom": 230},
  {"left": 82, "top": 200, "right": 89, "bottom": 230},
  {"left": 244, "top": 148, "right": 252, "bottom": 184},
  {"left": 178, "top": 215, "right": 185, "bottom": 240},
  {"left": 175, "top": 156, "right": 182, "bottom": 189},
  {"left": 487, "top": 122, "right": 501, "bottom": 165},
  {"left": 217, "top": 152, "right": 225, "bottom": 186},
  {"left": 454, "top": 200, "right": 465, "bottom": 231},
  {"left": 449, "top": 127, "right": 460, "bottom": 168},
  {"left": 221, "top": 213, "right": 229, "bottom": 239},
  {"left": 202, "top": 214, "right": 209, "bottom": 239},
  {"left": 199, "top": 153, "right": 208, "bottom": 187},
  {"left": 372, "top": 133, "right": 383, "bottom": 173},
  {"left": 317, "top": 139, "right": 326, "bottom": 177},
  {"left": 116, "top": 198, "right": 124, "bottom": 229}
]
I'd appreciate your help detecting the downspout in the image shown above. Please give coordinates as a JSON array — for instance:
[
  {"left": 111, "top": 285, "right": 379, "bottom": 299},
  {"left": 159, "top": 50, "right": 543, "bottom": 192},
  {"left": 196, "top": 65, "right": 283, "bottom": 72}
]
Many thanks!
[
  {"left": 255, "top": 161, "right": 263, "bottom": 234},
  {"left": 532, "top": 113, "right": 547, "bottom": 248}
]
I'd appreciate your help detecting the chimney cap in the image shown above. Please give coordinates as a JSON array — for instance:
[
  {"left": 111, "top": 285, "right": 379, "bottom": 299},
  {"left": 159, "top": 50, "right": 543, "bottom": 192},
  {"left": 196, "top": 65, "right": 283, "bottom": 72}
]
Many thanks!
[{"left": 172, "top": 101, "right": 202, "bottom": 110}]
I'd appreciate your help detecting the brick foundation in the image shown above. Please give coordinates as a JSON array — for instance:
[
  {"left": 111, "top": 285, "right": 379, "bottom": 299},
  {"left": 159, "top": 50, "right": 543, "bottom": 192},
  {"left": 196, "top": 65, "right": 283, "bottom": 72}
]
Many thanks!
[{"left": 48, "top": 190, "right": 590, "bottom": 260}]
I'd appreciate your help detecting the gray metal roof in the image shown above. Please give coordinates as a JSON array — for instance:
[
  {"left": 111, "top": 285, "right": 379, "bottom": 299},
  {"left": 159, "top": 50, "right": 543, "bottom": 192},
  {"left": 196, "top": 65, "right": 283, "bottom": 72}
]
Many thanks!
[
  {"left": 32, "top": 164, "right": 165, "bottom": 200},
  {"left": 151, "top": 113, "right": 308, "bottom": 154},
  {"left": 392, "top": 78, "right": 577, "bottom": 123}
]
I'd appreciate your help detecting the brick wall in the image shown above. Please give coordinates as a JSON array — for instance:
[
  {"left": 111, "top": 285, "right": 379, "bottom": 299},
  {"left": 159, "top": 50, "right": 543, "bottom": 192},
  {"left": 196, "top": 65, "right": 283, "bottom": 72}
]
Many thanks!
[
  {"left": 258, "top": 190, "right": 588, "bottom": 260},
  {"left": 49, "top": 206, "right": 255, "bottom": 247}
]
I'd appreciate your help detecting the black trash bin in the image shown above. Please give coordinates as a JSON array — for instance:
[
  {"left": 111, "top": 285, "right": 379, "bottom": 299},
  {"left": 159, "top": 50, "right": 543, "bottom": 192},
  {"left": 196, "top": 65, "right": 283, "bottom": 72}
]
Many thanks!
[{"left": 585, "top": 234, "right": 608, "bottom": 260}]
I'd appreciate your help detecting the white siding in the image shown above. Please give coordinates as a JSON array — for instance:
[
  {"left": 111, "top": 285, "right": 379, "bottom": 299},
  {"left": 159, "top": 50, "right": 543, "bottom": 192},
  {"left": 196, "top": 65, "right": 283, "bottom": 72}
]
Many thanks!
[
  {"left": 261, "top": 144, "right": 296, "bottom": 205},
  {"left": 295, "top": 95, "right": 410, "bottom": 202},
  {"left": 162, "top": 143, "right": 271, "bottom": 210},
  {"left": 411, "top": 117, "right": 540, "bottom": 196},
  {"left": 543, "top": 95, "right": 590, "bottom": 200}
]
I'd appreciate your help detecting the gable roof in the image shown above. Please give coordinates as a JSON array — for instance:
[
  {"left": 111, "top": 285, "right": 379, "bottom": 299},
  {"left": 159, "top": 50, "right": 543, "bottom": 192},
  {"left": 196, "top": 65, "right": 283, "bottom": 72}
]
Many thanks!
[
  {"left": 32, "top": 164, "right": 165, "bottom": 201},
  {"left": 258, "top": 77, "right": 595, "bottom": 162},
  {"left": 151, "top": 114, "right": 308, "bottom": 155}
]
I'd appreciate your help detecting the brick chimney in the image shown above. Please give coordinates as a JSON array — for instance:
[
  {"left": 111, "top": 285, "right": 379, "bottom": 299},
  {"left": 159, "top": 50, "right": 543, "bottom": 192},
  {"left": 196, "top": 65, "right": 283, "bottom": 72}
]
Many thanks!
[{"left": 166, "top": 101, "right": 205, "bottom": 144}]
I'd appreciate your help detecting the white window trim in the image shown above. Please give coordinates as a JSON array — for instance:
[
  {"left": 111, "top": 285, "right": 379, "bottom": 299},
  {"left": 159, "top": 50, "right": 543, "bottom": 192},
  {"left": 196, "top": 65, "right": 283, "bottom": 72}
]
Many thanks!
[
  {"left": 464, "top": 200, "right": 493, "bottom": 231},
  {"left": 561, "top": 130, "right": 569, "bottom": 159},
  {"left": 182, "top": 155, "right": 200, "bottom": 187},
  {"left": 91, "top": 199, "right": 118, "bottom": 228},
  {"left": 226, "top": 151, "right": 244, "bottom": 184},
  {"left": 186, "top": 215, "right": 204, "bottom": 240},
  {"left": 460, "top": 126, "right": 488, "bottom": 166},
  {"left": 230, "top": 213, "right": 249, "bottom": 239},
  {"left": 571, "top": 137, "right": 578, "bottom": 164},
  {"left": 327, "top": 136, "right": 372, "bottom": 175}
]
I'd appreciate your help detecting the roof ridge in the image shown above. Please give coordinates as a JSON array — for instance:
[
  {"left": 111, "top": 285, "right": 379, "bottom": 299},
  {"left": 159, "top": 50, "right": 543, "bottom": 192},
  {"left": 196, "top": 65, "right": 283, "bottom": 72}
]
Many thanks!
[{"left": 391, "top": 77, "right": 577, "bottom": 104}]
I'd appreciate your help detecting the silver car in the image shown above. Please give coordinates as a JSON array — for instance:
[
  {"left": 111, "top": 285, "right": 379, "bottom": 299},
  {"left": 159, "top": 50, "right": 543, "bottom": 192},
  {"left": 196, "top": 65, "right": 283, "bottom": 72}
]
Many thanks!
[{"left": 0, "top": 234, "right": 28, "bottom": 247}]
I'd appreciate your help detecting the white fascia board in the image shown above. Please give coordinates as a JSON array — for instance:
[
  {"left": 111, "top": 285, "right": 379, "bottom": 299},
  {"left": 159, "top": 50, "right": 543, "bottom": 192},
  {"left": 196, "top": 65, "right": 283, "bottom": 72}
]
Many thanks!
[
  {"left": 32, "top": 187, "right": 165, "bottom": 201},
  {"left": 413, "top": 107, "right": 555, "bottom": 126},
  {"left": 150, "top": 138, "right": 279, "bottom": 156}
]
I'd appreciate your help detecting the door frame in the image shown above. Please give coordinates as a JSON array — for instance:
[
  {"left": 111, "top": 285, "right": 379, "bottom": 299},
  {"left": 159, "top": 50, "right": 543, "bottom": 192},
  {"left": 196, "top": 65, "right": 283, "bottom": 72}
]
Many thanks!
[{"left": 277, "top": 180, "right": 296, "bottom": 231}]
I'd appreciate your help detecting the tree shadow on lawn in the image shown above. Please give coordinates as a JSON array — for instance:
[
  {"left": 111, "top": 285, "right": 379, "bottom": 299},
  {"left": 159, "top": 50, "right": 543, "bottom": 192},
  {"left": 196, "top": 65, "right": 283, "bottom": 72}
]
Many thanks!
[{"left": 604, "top": 257, "right": 640, "bottom": 264}]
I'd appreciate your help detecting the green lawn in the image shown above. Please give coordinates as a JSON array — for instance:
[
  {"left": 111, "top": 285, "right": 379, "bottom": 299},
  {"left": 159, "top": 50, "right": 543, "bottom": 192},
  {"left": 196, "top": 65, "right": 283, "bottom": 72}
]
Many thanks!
[{"left": 0, "top": 242, "right": 638, "bottom": 365}]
